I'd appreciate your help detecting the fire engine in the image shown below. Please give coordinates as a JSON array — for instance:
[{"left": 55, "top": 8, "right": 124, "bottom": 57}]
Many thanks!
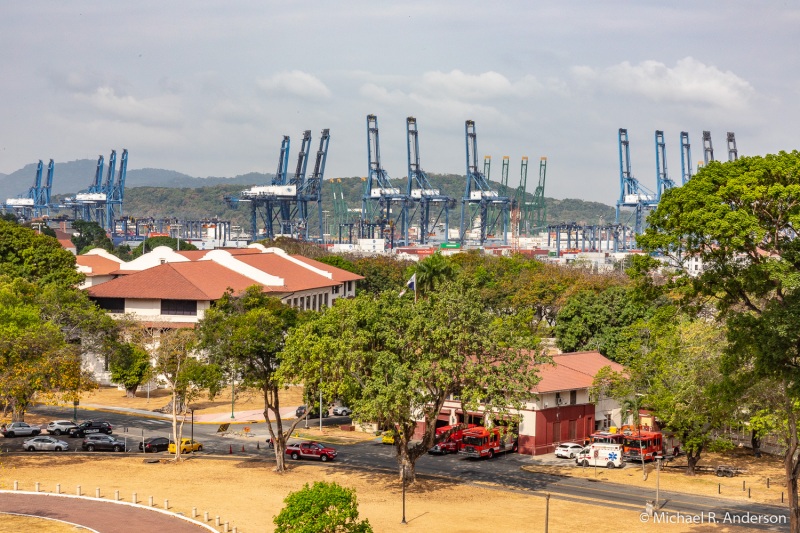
[
  {"left": 428, "top": 423, "right": 477, "bottom": 455},
  {"left": 622, "top": 430, "right": 663, "bottom": 462},
  {"left": 459, "top": 426, "right": 517, "bottom": 459}
]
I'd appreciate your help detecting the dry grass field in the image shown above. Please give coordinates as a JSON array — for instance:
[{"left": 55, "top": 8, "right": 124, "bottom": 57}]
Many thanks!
[{"left": 0, "top": 452, "right": 774, "bottom": 533}]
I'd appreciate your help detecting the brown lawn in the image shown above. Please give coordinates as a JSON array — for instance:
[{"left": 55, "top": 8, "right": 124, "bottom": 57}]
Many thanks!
[{"left": 0, "top": 452, "right": 771, "bottom": 533}]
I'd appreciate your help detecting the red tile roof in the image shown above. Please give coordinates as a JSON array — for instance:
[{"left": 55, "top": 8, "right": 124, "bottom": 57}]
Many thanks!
[
  {"left": 76, "top": 255, "right": 123, "bottom": 276},
  {"left": 287, "top": 255, "right": 364, "bottom": 282},
  {"left": 534, "top": 351, "right": 623, "bottom": 393},
  {"left": 86, "top": 262, "right": 275, "bottom": 300},
  {"left": 232, "top": 253, "right": 360, "bottom": 292}
]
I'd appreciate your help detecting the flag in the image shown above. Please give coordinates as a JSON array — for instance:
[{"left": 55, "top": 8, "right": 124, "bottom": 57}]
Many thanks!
[{"left": 399, "top": 273, "right": 416, "bottom": 297}]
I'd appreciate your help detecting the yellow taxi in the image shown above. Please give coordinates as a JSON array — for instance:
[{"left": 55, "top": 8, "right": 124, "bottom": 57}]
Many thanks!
[
  {"left": 169, "top": 438, "right": 203, "bottom": 453},
  {"left": 381, "top": 430, "right": 399, "bottom": 445}
]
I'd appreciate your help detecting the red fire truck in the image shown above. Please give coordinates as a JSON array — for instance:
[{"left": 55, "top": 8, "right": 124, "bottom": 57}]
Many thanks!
[
  {"left": 428, "top": 423, "right": 477, "bottom": 455},
  {"left": 622, "top": 430, "right": 663, "bottom": 462},
  {"left": 459, "top": 426, "right": 517, "bottom": 459}
]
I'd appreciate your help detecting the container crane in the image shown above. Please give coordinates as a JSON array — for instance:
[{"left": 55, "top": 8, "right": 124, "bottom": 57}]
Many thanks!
[
  {"left": 615, "top": 128, "right": 656, "bottom": 238},
  {"left": 362, "top": 114, "right": 408, "bottom": 243},
  {"left": 526, "top": 156, "right": 547, "bottom": 234},
  {"left": 680, "top": 132, "right": 692, "bottom": 185},
  {"left": 41, "top": 159, "right": 54, "bottom": 217},
  {"left": 297, "top": 129, "right": 330, "bottom": 241},
  {"left": 280, "top": 131, "right": 311, "bottom": 234},
  {"left": 702, "top": 131, "right": 714, "bottom": 165},
  {"left": 511, "top": 157, "right": 529, "bottom": 236},
  {"left": 405, "top": 116, "right": 454, "bottom": 245},
  {"left": 107, "top": 149, "right": 128, "bottom": 233},
  {"left": 459, "top": 120, "right": 509, "bottom": 245},
  {"left": 654, "top": 131, "right": 676, "bottom": 201},
  {"left": 75, "top": 155, "right": 106, "bottom": 225},
  {"left": 727, "top": 132, "right": 738, "bottom": 161},
  {"left": 483, "top": 156, "right": 491, "bottom": 181},
  {"left": 4, "top": 160, "right": 44, "bottom": 219}
]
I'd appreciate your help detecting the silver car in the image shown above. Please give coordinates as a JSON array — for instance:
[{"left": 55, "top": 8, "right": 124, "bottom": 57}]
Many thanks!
[{"left": 22, "top": 436, "right": 70, "bottom": 452}]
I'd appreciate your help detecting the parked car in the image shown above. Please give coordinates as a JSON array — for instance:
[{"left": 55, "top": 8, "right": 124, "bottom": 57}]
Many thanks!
[
  {"left": 169, "top": 438, "right": 203, "bottom": 454},
  {"left": 555, "top": 442, "right": 585, "bottom": 459},
  {"left": 81, "top": 435, "right": 126, "bottom": 452},
  {"left": 295, "top": 405, "right": 329, "bottom": 419},
  {"left": 68, "top": 420, "right": 113, "bottom": 438},
  {"left": 1, "top": 422, "right": 41, "bottom": 438},
  {"left": 139, "top": 437, "right": 170, "bottom": 453},
  {"left": 46, "top": 420, "right": 77, "bottom": 436},
  {"left": 331, "top": 406, "right": 352, "bottom": 416},
  {"left": 381, "top": 430, "right": 398, "bottom": 445},
  {"left": 22, "top": 436, "right": 69, "bottom": 452},
  {"left": 285, "top": 441, "right": 337, "bottom": 462}
]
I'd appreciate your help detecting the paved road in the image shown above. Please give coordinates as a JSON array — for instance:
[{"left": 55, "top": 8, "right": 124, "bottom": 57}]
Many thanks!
[
  {"left": 26, "top": 405, "right": 791, "bottom": 530},
  {"left": 0, "top": 492, "right": 213, "bottom": 532}
]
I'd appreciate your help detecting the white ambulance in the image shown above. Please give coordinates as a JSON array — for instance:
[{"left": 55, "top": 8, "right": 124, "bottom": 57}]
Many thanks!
[{"left": 575, "top": 443, "right": 623, "bottom": 469}]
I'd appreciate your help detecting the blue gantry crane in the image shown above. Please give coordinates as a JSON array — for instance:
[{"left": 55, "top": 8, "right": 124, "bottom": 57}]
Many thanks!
[
  {"left": 526, "top": 156, "right": 547, "bottom": 234},
  {"left": 615, "top": 128, "right": 657, "bottom": 237},
  {"left": 459, "top": 120, "right": 510, "bottom": 245},
  {"left": 362, "top": 114, "right": 408, "bottom": 243},
  {"left": 727, "top": 132, "right": 738, "bottom": 161},
  {"left": 405, "top": 116, "right": 455, "bottom": 245},
  {"left": 297, "top": 129, "right": 330, "bottom": 241},
  {"left": 3, "top": 159, "right": 56, "bottom": 219},
  {"left": 680, "top": 132, "right": 693, "bottom": 185},
  {"left": 654, "top": 131, "right": 676, "bottom": 201}
]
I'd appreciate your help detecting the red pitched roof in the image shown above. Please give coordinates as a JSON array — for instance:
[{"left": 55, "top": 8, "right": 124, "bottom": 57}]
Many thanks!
[
  {"left": 288, "top": 255, "right": 364, "bottom": 282},
  {"left": 76, "top": 255, "right": 123, "bottom": 276},
  {"left": 232, "top": 254, "right": 357, "bottom": 292},
  {"left": 534, "top": 351, "right": 623, "bottom": 393},
  {"left": 86, "top": 262, "right": 275, "bottom": 301}
]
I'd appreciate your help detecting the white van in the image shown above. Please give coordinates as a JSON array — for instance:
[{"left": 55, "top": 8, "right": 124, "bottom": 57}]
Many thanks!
[{"left": 576, "top": 443, "right": 623, "bottom": 469}]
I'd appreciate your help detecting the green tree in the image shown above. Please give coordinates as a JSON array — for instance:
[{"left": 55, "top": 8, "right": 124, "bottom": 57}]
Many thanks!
[
  {"left": 154, "top": 328, "right": 220, "bottom": 461},
  {"left": 413, "top": 252, "right": 456, "bottom": 296},
  {"left": 0, "top": 277, "right": 101, "bottom": 420},
  {"left": 108, "top": 339, "right": 152, "bottom": 398},
  {"left": 281, "top": 283, "right": 542, "bottom": 483},
  {"left": 0, "top": 219, "right": 83, "bottom": 287},
  {"left": 638, "top": 151, "right": 800, "bottom": 531},
  {"left": 553, "top": 286, "right": 651, "bottom": 360},
  {"left": 273, "top": 481, "right": 372, "bottom": 533},
  {"left": 71, "top": 220, "right": 113, "bottom": 254},
  {"left": 195, "top": 286, "right": 303, "bottom": 472}
]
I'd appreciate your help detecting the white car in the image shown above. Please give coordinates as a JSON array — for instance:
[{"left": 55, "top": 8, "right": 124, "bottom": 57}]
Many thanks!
[
  {"left": 554, "top": 442, "right": 584, "bottom": 459},
  {"left": 22, "top": 436, "right": 70, "bottom": 452},
  {"left": 332, "top": 406, "right": 352, "bottom": 416},
  {"left": 47, "top": 420, "right": 77, "bottom": 436}
]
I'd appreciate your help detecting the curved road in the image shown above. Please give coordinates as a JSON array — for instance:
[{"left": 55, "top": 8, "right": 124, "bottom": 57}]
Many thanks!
[{"left": 0, "top": 492, "right": 214, "bottom": 533}]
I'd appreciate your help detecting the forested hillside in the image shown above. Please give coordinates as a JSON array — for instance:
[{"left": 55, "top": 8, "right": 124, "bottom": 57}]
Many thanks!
[{"left": 117, "top": 175, "right": 616, "bottom": 228}]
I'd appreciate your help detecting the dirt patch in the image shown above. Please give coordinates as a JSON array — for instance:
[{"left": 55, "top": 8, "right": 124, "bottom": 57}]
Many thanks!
[
  {"left": 0, "top": 454, "right": 766, "bottom": 532},
  {"left": 524, "top": 448, "right": 787, "bottom": 507},
  {"left": 54, "top": 385, "right": 306, "bottom": 416},
  {"left": 0, "top": 514, "right": 75, "bottom": 532}
]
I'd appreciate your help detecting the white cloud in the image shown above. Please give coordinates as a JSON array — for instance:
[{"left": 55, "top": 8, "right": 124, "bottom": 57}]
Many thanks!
[
  {"left": 572, "top": 57, "right": 755, "bottom": 108},
  {"left": 257, "top": 71, "right": 332, "bottom": 100},
  {"left": 418, "top": 70, "right": 542, "bottom": 100},
  {"left": 75, "top": 86, "right": 183, "bottom": 127}
]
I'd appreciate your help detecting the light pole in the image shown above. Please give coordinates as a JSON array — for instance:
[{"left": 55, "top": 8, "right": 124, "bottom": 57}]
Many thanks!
[
  {"left": 401, "top": 464, "right": 408, "bottom": 524},
  {"left": 655, "top": 455, "right": 662, "bottom": 508}
]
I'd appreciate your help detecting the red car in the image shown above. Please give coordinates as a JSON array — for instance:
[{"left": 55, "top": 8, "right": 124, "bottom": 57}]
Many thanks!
[{"left": 285, "top": 441, "right": 337, "bottom": 462}]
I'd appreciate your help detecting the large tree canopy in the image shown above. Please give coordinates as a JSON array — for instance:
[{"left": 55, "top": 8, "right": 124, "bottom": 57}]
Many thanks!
[
  {"left": 638, "top": 151, "right": 800, "bottom": 531},
  {"left": 0, "top": 219, "right": 83, "bottom": 287},
  {"left": 281, "top": 283, "right": 542, "bottom": 483}
]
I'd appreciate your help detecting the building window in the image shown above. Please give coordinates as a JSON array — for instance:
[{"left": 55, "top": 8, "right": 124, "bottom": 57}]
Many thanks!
[
  {"left": 161, "top": 299, "right": 197, "bottom": 316},
  {"left": 92, "top": 297, "right": 125, "bottom": 313},
  {"left": 570, "top": 390, "right": 577, "bottom": 405},
  {"left": 313, "top": 294, "right": 317, "bottom": 310},
  {"left": 324, "top": 293, "right": 329, "bottom": 307},
  {"left": 333, "top": 285, "right": 340, "bottom": 295}
]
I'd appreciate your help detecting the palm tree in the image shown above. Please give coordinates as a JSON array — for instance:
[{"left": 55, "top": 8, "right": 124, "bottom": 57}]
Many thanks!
[{"left": 414, "top": 252, "right": 455, "bottom": 296}]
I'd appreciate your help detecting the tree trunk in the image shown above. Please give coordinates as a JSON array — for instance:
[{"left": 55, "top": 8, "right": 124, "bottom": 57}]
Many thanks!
[
  {"left": 685, "top": 448, "right": 701, "bottom": 476},
  {"left": 125, "top": 386, "right": 138, "bottom": 398},
  {"left": 750, "top": 429, "right": 762, "bottom": 458},
  {"left": 397, "top": 445, "right": 416, "bottom": 485},
  {"left": 784, "top": 393, "right": 800, "bottom": 533},
  {"left": 171, "top": 391, "right": 183, "bottom": 462}
]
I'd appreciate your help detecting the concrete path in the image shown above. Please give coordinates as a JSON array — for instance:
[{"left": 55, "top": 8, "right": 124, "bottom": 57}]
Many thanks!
[{"left": 0, "top": 492, "right": 216, "bottom": 532}]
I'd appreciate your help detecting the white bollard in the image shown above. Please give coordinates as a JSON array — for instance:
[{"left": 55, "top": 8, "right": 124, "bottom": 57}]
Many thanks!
[
  {"left": 132, "top": 492, "right": 137, "bottom": 504},
  {"left": 76, "top": 485, "right": 81, "bottom": 496},
  {"left": 216, "top": 516, "right": 221, "bottom": 527},
  {"left": 115, "top": 490, "right": 120, "bottom": 501},
  {"left": 223, "top": 523, "right": 229, "bottom": 532},
  {"left": 56, "top": 484, "right": 61, "bottom": 494},
  {"left": 95, "top": 488, "right": 100, "bottom": 498},
  {"left": 35, "top": 482, "right": 40, "bottom": 492},
  {"left": 164, "top": 499, "right": 169, "bottom": 510},
  {"left": 149, "top": 496, "right": 154, "bottom": 507},
  {"left": 204, "top": 512, "right": 209, "bottom": 522},
  {"left": 13, "top": 481, "right": 18, "bottom": 491},
  {"left": 192, "top": 507, "right": 197, "bottom": 518}
]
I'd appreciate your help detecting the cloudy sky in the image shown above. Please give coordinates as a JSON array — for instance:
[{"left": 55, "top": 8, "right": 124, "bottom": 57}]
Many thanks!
[{"left": 2, "top": 2, "right": 798, "bottom": 203}]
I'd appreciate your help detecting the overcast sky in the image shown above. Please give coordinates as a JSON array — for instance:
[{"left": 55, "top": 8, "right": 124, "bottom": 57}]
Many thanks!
[{"left": 2, "top": 2, "right": 798, "bottom": 203}]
